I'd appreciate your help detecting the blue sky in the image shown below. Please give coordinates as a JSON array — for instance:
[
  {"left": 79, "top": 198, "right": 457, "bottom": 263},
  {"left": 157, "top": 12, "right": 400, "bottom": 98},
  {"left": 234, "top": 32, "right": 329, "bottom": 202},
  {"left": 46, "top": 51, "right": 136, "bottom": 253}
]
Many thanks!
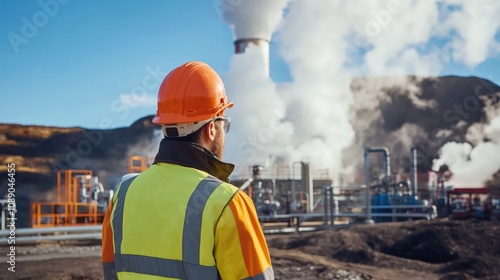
[{"left": 1, "top": 0, "right": 499, "bottom": 129}]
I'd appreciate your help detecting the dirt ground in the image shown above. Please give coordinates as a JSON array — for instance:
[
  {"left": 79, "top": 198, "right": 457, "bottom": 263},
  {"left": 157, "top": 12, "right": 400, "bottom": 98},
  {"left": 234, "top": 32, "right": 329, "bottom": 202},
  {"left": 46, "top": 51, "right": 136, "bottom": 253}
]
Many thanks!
[{"left": 0, "top": 219, "right": 498, "bottom": 280}]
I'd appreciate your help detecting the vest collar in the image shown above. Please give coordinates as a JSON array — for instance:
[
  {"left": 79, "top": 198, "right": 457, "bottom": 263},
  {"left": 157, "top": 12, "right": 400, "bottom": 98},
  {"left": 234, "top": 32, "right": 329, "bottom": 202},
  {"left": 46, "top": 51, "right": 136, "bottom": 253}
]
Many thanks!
[{"left": 153, "top": 138, "right": 235, "bottom": 182}]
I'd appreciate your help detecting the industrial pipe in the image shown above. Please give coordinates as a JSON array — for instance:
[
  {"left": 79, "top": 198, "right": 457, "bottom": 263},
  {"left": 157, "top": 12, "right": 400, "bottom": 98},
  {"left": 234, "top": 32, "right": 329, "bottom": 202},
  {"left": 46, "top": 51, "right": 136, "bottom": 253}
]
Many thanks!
[
  {"left": 0, "top": 225, "right": 102, "bottom": 237},
  {"left": 301, "top": 160, "right": 314, "bottom": 213},
  {"left": 0, "top": 233, "right": 102, "bottom": 245},
  {"left": 291, "top": 162, "right": 302, "bottom": 213},
  {"left": 364, "top": 147, "right": 391, "bottom": 223},
  {"left": 93, "top": 182, "right": 104, "bottom": 201},
  {"left": 329, "top": 186, "right": 335, "bottom": 226},
  {"left": 239, "top": 178, "right": 254, "bottom": 191},
  {"left": 323, "top": 186, "right": 329, "bottom": 226},
  {"left": 271, "top": 179, "right": 276, "bottom": 202},
  {"left": 81, "top": 187, "right": 91, "bottom": 202},
  {"left": 410, "top": 147, "right": 418, "bottom": 198}
]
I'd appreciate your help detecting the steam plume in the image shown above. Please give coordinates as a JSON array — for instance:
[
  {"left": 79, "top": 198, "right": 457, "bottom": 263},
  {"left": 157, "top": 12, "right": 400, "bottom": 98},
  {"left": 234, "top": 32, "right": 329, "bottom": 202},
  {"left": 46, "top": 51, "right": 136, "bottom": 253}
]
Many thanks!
[
  {"left": 221, "top": 0, "right": 288, "bottom": 41},
  {"left": 219, "top": 0, "right": 500, "bottom": 185}
]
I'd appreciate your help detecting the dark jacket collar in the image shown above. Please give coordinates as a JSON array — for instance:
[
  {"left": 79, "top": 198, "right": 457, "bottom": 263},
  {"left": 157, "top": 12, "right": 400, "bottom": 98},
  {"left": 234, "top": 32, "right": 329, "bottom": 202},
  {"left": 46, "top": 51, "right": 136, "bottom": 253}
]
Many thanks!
[{"left": 153, "top": 138, "right": 235, "bottom": 182}]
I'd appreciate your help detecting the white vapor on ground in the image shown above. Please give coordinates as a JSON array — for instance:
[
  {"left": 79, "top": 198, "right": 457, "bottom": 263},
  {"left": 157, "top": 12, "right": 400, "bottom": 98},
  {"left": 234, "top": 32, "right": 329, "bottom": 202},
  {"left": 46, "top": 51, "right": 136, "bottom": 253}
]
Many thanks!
[
  {"left": 220, "top": 0, "right": 500, "bottom": 183},
  {"left": 433, "top": 101, "right": 500, "bottom": 187}
]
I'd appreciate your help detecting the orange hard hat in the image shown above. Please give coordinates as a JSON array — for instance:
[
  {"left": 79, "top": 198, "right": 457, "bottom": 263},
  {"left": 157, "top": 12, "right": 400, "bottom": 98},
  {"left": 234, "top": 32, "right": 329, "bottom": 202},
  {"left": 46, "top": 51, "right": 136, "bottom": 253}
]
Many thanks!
[{"left": 152, "top": 61, "right": 233, "bottom": 125}]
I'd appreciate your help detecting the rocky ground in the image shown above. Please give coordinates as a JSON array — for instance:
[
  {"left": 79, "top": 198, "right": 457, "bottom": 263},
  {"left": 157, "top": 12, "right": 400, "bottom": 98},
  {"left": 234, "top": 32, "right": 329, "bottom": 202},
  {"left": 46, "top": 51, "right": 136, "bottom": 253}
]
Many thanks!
[{"left": 0, "top": 219, "right": 498, "bottom": 280}]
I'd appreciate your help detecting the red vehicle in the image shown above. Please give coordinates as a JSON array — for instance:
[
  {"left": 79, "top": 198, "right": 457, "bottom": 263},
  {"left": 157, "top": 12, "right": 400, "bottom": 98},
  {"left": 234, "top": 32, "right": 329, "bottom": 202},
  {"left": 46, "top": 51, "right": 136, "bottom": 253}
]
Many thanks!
[{"left": 447, "top": 188, "right": 491, "bottom": 220}]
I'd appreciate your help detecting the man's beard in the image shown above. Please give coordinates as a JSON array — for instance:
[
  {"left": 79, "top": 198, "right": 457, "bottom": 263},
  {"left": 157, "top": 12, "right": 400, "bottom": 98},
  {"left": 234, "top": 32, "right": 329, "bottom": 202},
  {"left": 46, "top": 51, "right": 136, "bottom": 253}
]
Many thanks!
[{"left": 211, "top": 128, "right": 225, "bottom": 160}]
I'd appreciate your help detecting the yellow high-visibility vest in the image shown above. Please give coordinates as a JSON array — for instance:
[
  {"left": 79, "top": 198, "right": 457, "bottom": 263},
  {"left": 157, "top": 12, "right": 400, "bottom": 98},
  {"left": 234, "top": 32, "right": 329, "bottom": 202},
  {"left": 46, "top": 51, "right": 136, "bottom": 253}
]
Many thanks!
[{"left": 102, "top": 163, "right": 273, "bottom": 280}]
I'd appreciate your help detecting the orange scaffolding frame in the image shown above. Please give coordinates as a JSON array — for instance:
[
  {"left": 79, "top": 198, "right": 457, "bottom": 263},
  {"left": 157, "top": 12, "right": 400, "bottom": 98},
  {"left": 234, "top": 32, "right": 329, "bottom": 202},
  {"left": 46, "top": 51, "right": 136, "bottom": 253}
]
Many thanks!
[
  {"left": 31, "top": 170, "right": 105, "bottom": 227},
  {"left": 128, "top": 156, "right": 149, "bottom": 173}
]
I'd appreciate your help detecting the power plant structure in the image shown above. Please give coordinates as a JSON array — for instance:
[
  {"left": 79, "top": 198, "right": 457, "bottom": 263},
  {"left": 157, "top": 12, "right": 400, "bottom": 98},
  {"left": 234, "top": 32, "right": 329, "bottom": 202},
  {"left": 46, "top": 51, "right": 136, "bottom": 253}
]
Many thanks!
[
  {"left": 230, "top": 147, "right": 441, "bottom": 228},
  {"left": 1, "top": 147, "right": 497, "bottom": 233}
]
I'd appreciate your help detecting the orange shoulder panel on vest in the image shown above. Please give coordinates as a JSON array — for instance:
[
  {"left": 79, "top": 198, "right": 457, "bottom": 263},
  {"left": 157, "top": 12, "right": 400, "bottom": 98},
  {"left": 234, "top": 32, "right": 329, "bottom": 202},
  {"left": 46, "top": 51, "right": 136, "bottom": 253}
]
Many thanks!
[
  {"left": 225, "top": 190, "right": 272, "bottom": 277},
  {"left": 215, "top": 191, "right": 271, "bottom": 279},
  {"left": 101, "top": 200, "right": 114, "bottom": 263}
]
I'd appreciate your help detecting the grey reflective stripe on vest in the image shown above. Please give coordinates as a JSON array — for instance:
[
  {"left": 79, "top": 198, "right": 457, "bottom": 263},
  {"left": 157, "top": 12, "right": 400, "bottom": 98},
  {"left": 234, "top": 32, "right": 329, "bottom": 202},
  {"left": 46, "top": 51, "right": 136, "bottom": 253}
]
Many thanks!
[
  {"left": 103, "top": 261, "right": 118, "bottom": 280},
  {"left": 243, "top": 266, "right": 274, "bottom": 280},
  {"left": 114, "top": 254, "right": 218, "bottom": 279},
  {"left": 111, "top": 175, "right": 223, "bottom": 279},
  {"left": 112, "top": 176, "right": 138, "bottom": 255},
  {"left": 182, "top": 176, "right": 222, "bottom": 264}
]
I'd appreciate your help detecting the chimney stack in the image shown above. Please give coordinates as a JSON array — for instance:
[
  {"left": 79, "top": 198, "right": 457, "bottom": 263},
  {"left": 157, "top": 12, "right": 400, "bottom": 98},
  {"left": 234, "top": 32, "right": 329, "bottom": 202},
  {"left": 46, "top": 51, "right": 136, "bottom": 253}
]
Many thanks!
[
  {"left": 220, "top": 0, "right": 288, "bottom": 78},
  {"left": 234, "top": 38, "right": 270, "bottom": 76}
]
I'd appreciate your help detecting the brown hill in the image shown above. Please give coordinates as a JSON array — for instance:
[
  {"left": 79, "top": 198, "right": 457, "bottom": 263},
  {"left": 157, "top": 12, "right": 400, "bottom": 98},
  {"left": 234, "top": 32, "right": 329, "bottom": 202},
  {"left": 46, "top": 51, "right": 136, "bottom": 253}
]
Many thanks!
[{"left": 0, "top": 115, "right": 158, "bottom": 227}]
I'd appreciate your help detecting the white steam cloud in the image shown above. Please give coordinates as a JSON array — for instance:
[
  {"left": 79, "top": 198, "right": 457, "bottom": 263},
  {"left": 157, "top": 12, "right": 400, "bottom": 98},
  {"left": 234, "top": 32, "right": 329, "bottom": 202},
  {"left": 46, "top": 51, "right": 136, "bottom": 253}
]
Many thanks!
[
  {"left": 442, "top": 0, "right": 500, "bottom": 68},
  {"left": 433, "top": 101, "right": 500, "bottom": 187},
  {"left": 220, "top": 0, "right": 500, "bottom": 183},
  {"left": 221, "top": 0, "right": 288, "bottom": 40},
  {"left": 224, "top": 45, "right": 294, "bottom": 176},
  {"left": 119, "top": 93, "right": 156, "bottom": 108}
]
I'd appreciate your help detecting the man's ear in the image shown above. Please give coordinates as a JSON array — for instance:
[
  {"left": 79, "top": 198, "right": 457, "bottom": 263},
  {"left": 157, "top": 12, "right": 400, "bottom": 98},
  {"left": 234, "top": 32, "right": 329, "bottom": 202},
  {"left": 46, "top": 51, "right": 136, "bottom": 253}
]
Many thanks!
[{"left": 206, "top": 121, "right": 216, "bottom": 141}]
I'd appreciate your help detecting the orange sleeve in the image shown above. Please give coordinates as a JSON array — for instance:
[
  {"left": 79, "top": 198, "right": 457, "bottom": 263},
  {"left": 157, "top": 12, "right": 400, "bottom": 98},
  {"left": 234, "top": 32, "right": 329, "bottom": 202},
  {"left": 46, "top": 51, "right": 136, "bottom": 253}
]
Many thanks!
[
  {"left": 101, "top": 199, "right": 115, "bottom": 263},
  {"left": 214, "top": 191, "right": 273, "bottom": 279}
]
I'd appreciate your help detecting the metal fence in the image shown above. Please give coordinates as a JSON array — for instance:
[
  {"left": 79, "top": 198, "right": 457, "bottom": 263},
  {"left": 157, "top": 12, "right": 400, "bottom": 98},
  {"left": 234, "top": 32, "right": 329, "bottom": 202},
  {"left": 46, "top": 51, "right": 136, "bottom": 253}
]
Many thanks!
[
  {"left": 0, "top": 225, "right": 102, "bottom": 245},
  {"left": 0, "top": 184, "right": 438, "bottom": 244}
]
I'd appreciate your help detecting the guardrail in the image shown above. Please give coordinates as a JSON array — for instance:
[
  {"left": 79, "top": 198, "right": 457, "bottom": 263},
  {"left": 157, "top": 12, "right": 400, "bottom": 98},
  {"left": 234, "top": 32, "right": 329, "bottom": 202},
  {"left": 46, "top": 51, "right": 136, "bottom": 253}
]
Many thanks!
[
  {"left": 0, "top": 226, "right": 102, "bottom": 245},
  {"left": 0, "top": 204, "right": 437, "bottom": 244},
  {"left": 258, "top": 203, "right": 437, "bottom": 232}
]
